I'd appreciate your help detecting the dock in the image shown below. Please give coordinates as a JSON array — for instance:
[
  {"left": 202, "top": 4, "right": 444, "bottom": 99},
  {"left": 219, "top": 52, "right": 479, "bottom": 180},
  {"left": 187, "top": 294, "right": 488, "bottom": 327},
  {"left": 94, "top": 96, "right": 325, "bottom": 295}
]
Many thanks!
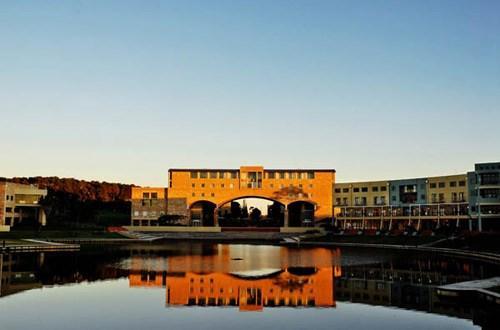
[
  {"left": 0, "top": 239, "right": 80, "bottom": 253},
  {"left": 437, "top": 277, "right": 500, "bottom": 305}
]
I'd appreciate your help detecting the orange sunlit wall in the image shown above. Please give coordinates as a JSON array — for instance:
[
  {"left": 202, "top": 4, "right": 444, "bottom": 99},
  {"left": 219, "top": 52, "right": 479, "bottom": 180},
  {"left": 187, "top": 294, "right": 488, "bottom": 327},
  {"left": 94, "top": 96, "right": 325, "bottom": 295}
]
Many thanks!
[{"left": 167, "top": 166, "right": 336, "bottom": 221}]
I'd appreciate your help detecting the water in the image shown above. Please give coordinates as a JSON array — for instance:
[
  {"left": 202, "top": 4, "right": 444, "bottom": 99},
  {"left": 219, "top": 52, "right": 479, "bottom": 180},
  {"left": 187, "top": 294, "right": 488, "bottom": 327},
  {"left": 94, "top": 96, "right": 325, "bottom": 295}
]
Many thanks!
[{"left": 0, "top": 243, "right": 498, "bottom": 330}]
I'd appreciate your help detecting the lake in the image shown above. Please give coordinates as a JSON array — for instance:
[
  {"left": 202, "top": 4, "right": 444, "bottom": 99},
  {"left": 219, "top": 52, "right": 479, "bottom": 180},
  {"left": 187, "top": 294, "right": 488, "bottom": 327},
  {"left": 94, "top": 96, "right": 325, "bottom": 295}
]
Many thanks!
[{"left": 0, "top": 243, "right": 498, "bottom": 330}]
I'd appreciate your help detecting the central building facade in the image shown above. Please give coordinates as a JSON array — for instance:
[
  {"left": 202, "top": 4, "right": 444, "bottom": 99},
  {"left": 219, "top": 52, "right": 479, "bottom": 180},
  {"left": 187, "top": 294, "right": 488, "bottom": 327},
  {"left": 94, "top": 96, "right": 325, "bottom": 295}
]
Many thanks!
[{"left": 131, "top": 166, "right": 335, "bottom": 227}]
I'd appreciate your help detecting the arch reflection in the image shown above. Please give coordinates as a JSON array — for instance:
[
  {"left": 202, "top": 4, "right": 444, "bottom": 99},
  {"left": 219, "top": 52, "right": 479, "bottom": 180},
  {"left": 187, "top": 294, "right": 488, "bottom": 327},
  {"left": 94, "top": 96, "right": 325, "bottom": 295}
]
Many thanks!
[{"left": 128, "top": 246, "right": 342, "bottom": 311}]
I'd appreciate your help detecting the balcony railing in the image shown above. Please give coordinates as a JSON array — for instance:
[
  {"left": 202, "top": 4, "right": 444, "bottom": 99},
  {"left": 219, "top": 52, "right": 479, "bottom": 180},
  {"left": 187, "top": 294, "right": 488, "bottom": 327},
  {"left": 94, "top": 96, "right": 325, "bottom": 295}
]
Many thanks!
[{"left": 337, "top": 203, "right": 469, "bottom": 218}]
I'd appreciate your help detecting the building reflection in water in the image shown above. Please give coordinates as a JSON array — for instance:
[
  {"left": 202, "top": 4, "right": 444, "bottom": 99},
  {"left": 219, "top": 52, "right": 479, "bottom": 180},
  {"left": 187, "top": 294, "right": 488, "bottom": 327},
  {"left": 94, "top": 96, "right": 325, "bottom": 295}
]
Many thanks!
[
  {"left": 0, "top": 244, "right": 498, "bottom": 328},
  {"left": 128, "top": 245, "right": 342, "bottom": 311}
]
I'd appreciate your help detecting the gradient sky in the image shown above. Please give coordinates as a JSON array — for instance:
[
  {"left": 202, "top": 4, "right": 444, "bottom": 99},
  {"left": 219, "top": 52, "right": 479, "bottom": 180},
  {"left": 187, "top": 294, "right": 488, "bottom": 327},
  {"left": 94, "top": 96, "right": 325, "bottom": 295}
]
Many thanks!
[{"left": 1, "top": 0, "right": 499, "bottom": 186}]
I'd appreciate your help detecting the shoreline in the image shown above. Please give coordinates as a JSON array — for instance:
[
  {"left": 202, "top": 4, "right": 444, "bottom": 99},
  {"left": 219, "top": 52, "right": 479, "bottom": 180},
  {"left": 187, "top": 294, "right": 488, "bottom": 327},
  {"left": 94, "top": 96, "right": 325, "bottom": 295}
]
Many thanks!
[{"left": 1, "top": 236, "right": 498, "bottom": 265}]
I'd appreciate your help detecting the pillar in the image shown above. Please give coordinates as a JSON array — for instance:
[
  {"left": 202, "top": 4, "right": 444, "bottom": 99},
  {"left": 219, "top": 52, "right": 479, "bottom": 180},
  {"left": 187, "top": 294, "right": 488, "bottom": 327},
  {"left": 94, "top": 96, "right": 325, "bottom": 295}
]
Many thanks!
[
  {"left": 38, "top": 208, "right": 47, "bottom": 226},
  {"left": 214, "top": 208, "right": 219, "bottom": 227},
  {"left": 284, "top": 208, "right": 289, "bottom": 227}
]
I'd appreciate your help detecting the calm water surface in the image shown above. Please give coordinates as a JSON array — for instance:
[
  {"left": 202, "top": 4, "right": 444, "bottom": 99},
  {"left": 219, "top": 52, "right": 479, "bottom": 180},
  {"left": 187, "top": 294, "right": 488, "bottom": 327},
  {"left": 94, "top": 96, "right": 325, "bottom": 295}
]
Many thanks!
[{"left": 0, "top": 243, "right": 498, "bottom": 330}]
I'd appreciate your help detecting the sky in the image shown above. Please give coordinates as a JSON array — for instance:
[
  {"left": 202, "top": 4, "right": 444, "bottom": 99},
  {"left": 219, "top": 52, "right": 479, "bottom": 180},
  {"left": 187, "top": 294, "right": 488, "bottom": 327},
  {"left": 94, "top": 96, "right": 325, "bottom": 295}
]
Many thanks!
[{"left": 1, "top": 0, "right": 499, "bottom": 186}]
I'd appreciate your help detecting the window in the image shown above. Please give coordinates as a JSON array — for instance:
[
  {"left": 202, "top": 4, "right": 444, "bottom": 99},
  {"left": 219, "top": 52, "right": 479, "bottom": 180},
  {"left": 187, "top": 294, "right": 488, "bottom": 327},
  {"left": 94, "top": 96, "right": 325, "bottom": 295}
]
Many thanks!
[
  {"left": 211, "top": 193, "right": 215, "bottom": 197},
  {"left": 151, "top": 192, "right": 158, "bottom": 199},
  {"left": 431, "top": 193, "right": 437, "bottom": 203},
  {"left": 353, "top": 188, "right": 359, "bottom": 192},
  {"left": 218, "top": 171, "right": 225, "bottom": 179},
  {"left": 278, "top": 172, "right": 285, "bottom": 179},
  {"left": 309, "top": 184, "right": 313, "bottom": 188},
  {"left": 290, "top": 172, "right": 297, "bottom": 179},
  {"left": 342, "top": 188, "right": 349, "bottom": 193},
  {"left": 192, "top": 183, "right": 195, "bottom": 188},
  {"left": 298, "top": 184, "right": 303, "bottom": 188},
  {"left": 430, "top": 183, "right": 436, "bottom": 189},
  {"left": 142, "top": 192, "right": 150, "bottom": 199},
  {"left": 307, "top": 172, "right": 315, "bottom": 179},
  {"left": 201, "top": 193, "right": 205, "bottom": 197},
  {"left": 335, "top": 188, "right": 341, "bottom": 193},
  {"left": 438, "top": 182, "right": 445, "bottom": 188},
  {"left": 211, "top": 183, "right": 215, "bottom": 188},
  {"left": 268, "top": 171, "right": 275, "bottom": 179},
  {"left": 342, "top": 197, "right": 348, "bottom": 205},
  {"left": 221, "top": 183, "right": 225, "bottom": 188},
  {"left": 361, "top": 187, "right": 368, "bottom": 192},
  {"left": 201, "top": 183, "right": 205, "bottom": 188},
  {"left": 192, "top": 192, "right": 195, "bottom": 197},
  {"left": 381, "top": 186, "right": 387, "bottom": 191},
  {"left": 372, "top": 186, "right": 378, "bottom": 192},
  {"left": 231, "top": 172, "right": 238, "bottom": 179},
  {"left": 200, "top": 172, "right": 208, "bottom": 179},
  {"left": 459, "top": 180, "right": 466, "bottom": 187},
  {"left": 335, "top": 198, "right": 341, "bottom": 205},
  {"left": 270, "top": 183, "right": 274, "bottom": 188},
  {"left": 190, "top": 171, "right": 198, "bottom": 179},
  {"left": 450, "top": 181, "right": 457, "bottom": 187},
  {"left": 5, "top": 207, "right": 12, "bottom": 213},
  {"left": 209, "top": 172, "right": 217, "bottom": 179},
  {"left": 439, "top": 193, "right": 445, "bottom": 202}
]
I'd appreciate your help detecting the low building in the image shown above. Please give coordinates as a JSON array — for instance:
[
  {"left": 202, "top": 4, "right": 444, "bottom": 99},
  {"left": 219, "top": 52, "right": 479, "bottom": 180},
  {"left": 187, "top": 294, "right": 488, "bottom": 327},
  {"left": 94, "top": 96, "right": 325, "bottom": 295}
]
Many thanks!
[
  {"left": 335, "top": 174, "right": 469, "bottom": 232},
  {"left": 130, "top": 187, "right": 167, "bottom": 226},
  {"left": 0, "top": 181, "right": 47, "bottom": 232}
]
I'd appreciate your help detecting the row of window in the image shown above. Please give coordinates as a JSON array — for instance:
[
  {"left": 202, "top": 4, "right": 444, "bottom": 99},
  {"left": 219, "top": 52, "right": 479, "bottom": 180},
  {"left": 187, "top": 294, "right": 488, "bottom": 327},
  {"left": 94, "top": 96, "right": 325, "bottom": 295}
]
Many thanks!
[
  {"left": 191, "top": 183, "right": 314, "bottom": 189},
  {"left": 429, "top": 181, "right": 466, "bottom": 189},
  {"left": 142, "top": 192, "right": 159, "bottom": 199},
  {"left": 4, "top": 195, "right": 14, "bottom": 201},
  {"left": 191, "top": 192, "right": 314, "bottom": 199},
  {"left": 430, "top": 192, "right": 466, "bottom": 203},
  {"left": 342, "top": 192, "right": 465, "bottom": 206},
  {"left": 335, "top": 186, "right": 387, "bottom": 194},
  {"left": 133, "top": 210, "right": 165, "bottom": 217},
  {"left": 189, "top": 171, "right": 315, "bottom": 180},
  {"left": 190, "top": 171, "right": 239, "bottom": 179},
  {"left": 336, "top": 197, "right": 386, "bottom": 206},
  {"left": 335, "top": 181, "right": 467, "bottom": 194}
]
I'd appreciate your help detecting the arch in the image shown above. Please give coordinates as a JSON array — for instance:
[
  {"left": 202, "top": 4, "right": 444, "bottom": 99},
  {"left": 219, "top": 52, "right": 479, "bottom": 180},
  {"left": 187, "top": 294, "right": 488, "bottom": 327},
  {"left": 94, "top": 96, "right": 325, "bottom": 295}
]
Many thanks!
[
  {"left": 189, "top": 200, "right": 217, "bottom": 209},
  {"left": 287, "top": 200, "right": 315, "bottom": 227},
  {"left": 216, "top": 195, "right": 285, "bottom": 209},
  {"left": 216, "top": 195, "right": 286, "bottom": 227},
  {"left": 189, "top": 200, "right": 217, "bottom": 226}
]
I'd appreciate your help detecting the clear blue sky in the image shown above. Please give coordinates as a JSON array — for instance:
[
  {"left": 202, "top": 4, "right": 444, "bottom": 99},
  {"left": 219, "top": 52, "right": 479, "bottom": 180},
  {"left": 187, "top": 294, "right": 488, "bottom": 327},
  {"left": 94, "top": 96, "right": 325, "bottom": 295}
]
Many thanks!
[{"left": 1, "top": 0, "right": 499, "bottom": 186}]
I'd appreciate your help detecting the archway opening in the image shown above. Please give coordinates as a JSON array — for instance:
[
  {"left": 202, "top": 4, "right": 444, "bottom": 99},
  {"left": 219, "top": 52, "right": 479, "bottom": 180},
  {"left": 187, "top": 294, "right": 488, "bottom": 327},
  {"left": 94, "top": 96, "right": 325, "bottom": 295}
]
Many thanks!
[
  {"left": 288, "top": 201, "right": 315, "bottom": 227},
  {"left": 189, "top": 201, "right": 216, "bottom": 226},
  {"left": 217, "top": 197, "right": 285, "bottom": 227}
]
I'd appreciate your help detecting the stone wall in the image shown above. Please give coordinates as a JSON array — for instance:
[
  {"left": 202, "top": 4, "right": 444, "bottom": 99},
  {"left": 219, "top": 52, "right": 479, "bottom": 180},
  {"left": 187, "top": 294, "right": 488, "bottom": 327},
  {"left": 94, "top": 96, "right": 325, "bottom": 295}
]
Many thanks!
[{"left": 167, "top": 198, "right": 189, "bottom": 225}]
